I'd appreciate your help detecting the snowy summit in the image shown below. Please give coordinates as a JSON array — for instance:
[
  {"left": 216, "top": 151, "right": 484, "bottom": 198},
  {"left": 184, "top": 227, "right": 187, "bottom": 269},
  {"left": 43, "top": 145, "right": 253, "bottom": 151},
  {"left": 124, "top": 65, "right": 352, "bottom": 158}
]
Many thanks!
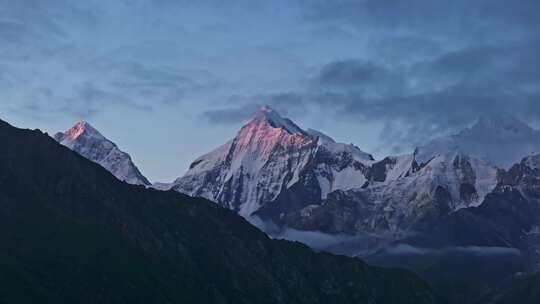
[
  {"left": 415, "top": 114, "right": 540, "bottom": 168},
  {"left": 171, "top": 106, "right": 375, "bottom": 216},
  {"left": 54, "top": 121, "right": 150, "bottom": 186}
]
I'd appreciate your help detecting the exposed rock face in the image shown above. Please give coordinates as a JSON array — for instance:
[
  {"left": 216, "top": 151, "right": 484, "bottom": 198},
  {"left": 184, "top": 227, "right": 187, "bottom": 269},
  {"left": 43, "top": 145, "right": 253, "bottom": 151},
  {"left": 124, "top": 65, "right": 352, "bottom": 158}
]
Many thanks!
[
  {"left": 54, "top": 121, "right": 150, "bottom": 186},
  {"left": 270, "top": 152, "right": 499, "bottom": 234}
]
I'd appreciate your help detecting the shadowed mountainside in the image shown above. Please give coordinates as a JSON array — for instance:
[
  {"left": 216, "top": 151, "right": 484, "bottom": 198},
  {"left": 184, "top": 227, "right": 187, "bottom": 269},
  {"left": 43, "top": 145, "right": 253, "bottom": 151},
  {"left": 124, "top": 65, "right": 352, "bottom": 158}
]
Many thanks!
[{"left": 0, "top": 119, "right": 442, "bottom": 304}]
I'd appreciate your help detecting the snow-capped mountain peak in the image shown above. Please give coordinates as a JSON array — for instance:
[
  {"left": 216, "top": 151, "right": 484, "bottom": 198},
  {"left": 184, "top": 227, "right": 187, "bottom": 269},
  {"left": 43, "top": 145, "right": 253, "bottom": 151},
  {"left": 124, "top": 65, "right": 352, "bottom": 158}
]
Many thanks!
[
  {"left": 248, "top": 105, "right": 306, "bottom": 135},
  {"left": 54, "top": 122, "right": 150, "bottom": 186},
  {"left": 55, "top": 121, "right": 104, "bottom": 142},
  {"left": 415, "top": 115, "right": 540, "bottom": 168},
  {"left": 172, "top": 106, "right": 375, "bottom": 216}
]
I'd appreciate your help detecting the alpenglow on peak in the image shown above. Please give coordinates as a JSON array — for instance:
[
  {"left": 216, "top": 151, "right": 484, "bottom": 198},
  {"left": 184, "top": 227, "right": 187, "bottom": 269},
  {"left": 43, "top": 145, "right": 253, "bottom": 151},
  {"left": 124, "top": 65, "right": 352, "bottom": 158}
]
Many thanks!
[
  {"left": 56, "top": 121, "right": 103, "bottom": 142},
  {"left": 54, "top": 121, "right": 150, "bottom": 186},
  {"left": 171, "top": 105, "right": 374, "bottom": 216},
  {"left": 249, "top": 105, "right": 306, "bottom": 135}
]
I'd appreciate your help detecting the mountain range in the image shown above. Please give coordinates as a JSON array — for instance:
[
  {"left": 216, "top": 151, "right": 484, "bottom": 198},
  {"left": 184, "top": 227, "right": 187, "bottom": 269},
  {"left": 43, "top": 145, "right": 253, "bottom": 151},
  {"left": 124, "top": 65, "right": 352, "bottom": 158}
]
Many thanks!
[
  {"left": 54, "top": 106, "right": 540, "bottom": 236},
  {"left": 54, "top": 107, "right": 540, "bottom": 243},
  {"left": 53, "top": 106, "right": 540, "bottom": 303},
  {"left": 0, "top": 118, "right": 441, "bottom": 304},
  {"left": 166, "top": 107, "right": 519, "bottom": 239}
]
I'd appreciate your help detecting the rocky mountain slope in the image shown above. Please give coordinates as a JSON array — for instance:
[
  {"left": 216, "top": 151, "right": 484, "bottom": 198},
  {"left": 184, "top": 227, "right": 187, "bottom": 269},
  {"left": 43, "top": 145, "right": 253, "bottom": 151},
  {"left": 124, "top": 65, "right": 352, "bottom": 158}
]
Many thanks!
[
  {"left": 365, "top": 153, "right": 540, "bottom": 304},
  {"left": 390, "top": 153, "right": 540, "bottom": 257},
  {"left": 0, "top": 118, "right": 442, "bottom": 304},
  {"left": 272, "top": 152, "right": 499, "bottom": 235},
  {"left": 54, "top": 121, "right": 150, "bottom": 186}
]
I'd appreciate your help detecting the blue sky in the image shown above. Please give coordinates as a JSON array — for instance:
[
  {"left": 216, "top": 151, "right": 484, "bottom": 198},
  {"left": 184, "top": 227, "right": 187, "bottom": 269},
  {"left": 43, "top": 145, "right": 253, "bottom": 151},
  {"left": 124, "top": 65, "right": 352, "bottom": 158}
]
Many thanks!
[{"left": 2, "top": 0, "right": 540, "bottom": 182}]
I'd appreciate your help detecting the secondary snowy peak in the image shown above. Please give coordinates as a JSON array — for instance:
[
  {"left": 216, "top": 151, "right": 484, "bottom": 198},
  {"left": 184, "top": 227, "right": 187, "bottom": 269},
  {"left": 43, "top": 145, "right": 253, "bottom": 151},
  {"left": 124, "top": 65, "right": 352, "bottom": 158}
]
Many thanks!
[
  {"left": 415, "top": 114, "right": 540, "bottom": 169},
  {"left": 54, "top": 121, "right": 150, "bottom": 186},
  {"left": 57, "top": 121, "right": 104, "bottom": 142},
  {"left": 172, "top": 106, "right": 375, "bottom": 216}
]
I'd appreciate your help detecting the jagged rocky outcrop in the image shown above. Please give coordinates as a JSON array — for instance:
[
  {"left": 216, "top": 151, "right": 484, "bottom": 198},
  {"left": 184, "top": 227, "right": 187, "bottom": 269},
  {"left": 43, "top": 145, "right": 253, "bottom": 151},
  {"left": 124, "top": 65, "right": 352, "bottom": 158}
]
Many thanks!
[
  {"left": 270, "top": 152, "right": 499, "bottom": 234},
  {"left": 54, "top": 121, "right": 150, "bottom": 186}
]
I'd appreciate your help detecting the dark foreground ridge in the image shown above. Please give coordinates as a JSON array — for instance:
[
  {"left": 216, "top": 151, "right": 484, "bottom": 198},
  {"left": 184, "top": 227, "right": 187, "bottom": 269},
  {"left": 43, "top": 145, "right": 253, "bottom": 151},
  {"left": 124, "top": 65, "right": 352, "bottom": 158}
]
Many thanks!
[{"left": 0, "top": 119, "right": 442, "bottom": 304}]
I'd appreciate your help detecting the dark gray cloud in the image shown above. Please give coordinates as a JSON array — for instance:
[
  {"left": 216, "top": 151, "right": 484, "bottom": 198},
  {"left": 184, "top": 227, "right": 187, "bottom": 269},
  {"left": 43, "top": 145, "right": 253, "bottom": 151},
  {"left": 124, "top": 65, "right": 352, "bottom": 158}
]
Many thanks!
[
  {"left": 308, "top": 43, "right": 540, "bottom": 151},
  {"left": 298, "top": 0, "right": 540, "bottom": 150},
  {"left": 306, "top": 0, "right": 540, "bottom": 41},
  {"left": 205, "top": 13, "right": 540, "bottom": 152},
  {"left": 317, "top": 59, "right": 404, "bottom": 95},
  {"left": 93, "top": 58, "right": 224, "bottom": 106},
  {"left": 5, "top": 0, "right": 540, "bottom": 175}
]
